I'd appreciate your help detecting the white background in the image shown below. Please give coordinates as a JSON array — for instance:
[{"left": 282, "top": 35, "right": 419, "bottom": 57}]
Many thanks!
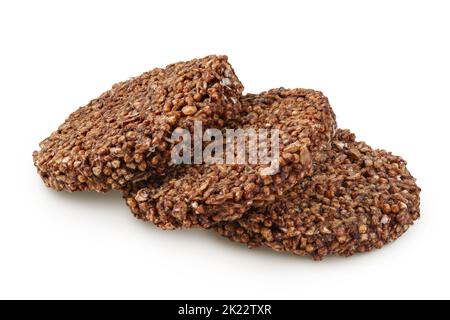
[{"left": 0, "top": 0, "right": 449, "bottom": 300}]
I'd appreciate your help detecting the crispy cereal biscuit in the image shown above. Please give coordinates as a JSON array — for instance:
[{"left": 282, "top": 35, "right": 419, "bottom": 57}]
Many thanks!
[
  {"left": 124, "top": 89, "right": 337, "bottom": 229},
  {"left": 33, "top": 55, "right": 243, "bottom": 192},
  {"left": 214, "top": 129, "right": 421, "bottom": 260}
]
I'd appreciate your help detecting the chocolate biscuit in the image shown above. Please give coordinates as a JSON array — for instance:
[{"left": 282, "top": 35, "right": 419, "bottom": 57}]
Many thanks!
[
  {"left": 124, "top": 89, "right": 337, "bottom": 229},
  {"left": 214, "top": 129, "right": 421, "bottom": 260},
  {"left": 33, "top": 55, "right": 243, "bottom": 192}
]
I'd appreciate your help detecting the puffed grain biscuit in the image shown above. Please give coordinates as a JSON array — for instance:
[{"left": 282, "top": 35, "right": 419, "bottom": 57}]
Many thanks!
[
  {"left": 33, "top": 55, "right": 243, "bottom": 192},
  {"left": 214, "top": 129, "right": 421, "bottom": 260},
  {"left": 124, "top": 89, "right": 337, "bottom": 229}
]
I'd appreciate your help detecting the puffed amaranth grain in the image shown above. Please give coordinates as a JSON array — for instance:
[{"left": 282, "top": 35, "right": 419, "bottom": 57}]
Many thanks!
[
  {"left": 214, "top": 129, "right": 421, "bottom": 260},
  {"left": 124, "top": 89, "right": 337, "bottom": 229},
  {"left": 33, "top": 55, "right": 244, "bottom": 192}
]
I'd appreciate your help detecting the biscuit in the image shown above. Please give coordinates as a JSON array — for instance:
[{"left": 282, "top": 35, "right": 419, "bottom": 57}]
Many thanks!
[
  {"left": 33, "top": 55, "right": 243, "bottom": 192},
  {"left": 214, "top": 129, "right": 421, "bottom": 260},
  {"left": 124, "top": 89, "right": 337, "bottom": 229}
]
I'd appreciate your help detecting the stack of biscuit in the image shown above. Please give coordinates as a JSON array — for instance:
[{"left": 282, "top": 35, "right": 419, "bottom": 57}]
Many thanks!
[{"left": 33, "top": 55, "right": 421, "bottom": 260}]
